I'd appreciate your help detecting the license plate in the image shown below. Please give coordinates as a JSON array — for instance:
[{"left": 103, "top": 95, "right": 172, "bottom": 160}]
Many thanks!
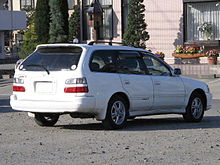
[{"left": 35, "top": 81, "right": 53, "bottom": 93}]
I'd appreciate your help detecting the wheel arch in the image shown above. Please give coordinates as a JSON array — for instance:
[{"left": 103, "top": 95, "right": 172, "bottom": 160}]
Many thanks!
[
  {"left": 102, "top": 92, "right": 130, "bottom": 129},
  {"left": 189, "top": 88, "right": 207, "bottom": 109},
  {"left": 96, "top": 92, "right": 131, "bottom": 121},
  {"left": 109, "top": 92, "right": 130, "bottom": 111}
]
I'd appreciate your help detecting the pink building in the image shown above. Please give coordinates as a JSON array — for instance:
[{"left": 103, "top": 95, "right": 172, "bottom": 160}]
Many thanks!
[
  {"left": 81, "top": 0, "right": 220, "bottom": 63},
  {"left": 4, "top": 0, "right": 220, "bottom": 63}
]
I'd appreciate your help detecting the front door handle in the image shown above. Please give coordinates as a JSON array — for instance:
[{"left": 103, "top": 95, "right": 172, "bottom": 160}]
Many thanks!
[{"left": 124, "top": 80, "right": 130, "bottom": 85}]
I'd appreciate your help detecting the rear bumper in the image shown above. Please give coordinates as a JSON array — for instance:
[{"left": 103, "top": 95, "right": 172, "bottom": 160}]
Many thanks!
[{"left": 10, "top": 95, "right": 96, "bottom": 114}]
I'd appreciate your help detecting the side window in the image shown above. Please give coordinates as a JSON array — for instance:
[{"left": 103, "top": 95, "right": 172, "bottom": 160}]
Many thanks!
[
  {"left": 117, "top": 51, "right": 146, "bottom": 75},
  {"left": 143, "top": 55, "right": 171, "bottom": 76},
  {"left": 89, "top": 50, "right": 116, "bottom": 73}
]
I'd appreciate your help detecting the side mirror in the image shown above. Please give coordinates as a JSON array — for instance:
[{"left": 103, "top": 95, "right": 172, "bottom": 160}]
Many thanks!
[{"left": 174, "top": 68, "right": 181, "bottom": 75}]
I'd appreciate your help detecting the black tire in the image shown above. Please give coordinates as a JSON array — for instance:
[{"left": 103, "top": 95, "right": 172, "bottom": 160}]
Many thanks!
[
  {"left": 102, "top": 96, "right": 128, "bottom": 130},
  {"left": 183, "top": 92, "right": 205, "bottom": 122},
  {"left": 128, "top": 116, "right": 136, "bottom": 120},
  {"left": 34, "top": 113, "right": 59, "bottom": 126}
]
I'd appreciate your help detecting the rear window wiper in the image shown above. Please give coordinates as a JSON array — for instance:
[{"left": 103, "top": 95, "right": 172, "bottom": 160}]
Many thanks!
[{"left": 26, "top": 64, "right": 50, "bottom": 75}]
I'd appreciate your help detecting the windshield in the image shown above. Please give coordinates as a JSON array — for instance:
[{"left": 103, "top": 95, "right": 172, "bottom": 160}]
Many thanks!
[{"left": 19, "top": 46, "right": 83, "bottom": 71}]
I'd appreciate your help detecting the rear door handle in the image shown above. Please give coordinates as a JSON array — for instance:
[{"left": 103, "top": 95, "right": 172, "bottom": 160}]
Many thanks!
[{"left": 154, "top": 81, "right": 160, "bottom": 85}]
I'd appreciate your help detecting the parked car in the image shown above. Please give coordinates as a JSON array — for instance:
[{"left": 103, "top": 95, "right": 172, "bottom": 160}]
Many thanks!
[{"left": 10, "top": 42, "right": 212, "bottom": 129}]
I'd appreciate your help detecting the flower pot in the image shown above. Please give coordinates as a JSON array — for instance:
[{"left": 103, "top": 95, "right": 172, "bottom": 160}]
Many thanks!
[
  {"left": 207, "top": 56, "right": 218, "bottom": 65},
  {"left": 172, "top": 53, "right": 205, "bottom": 59}
]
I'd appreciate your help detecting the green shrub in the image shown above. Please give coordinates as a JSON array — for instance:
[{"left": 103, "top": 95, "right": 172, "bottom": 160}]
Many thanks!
[{"left": 123, "top": 0, "right": 150, "bottom": 49}]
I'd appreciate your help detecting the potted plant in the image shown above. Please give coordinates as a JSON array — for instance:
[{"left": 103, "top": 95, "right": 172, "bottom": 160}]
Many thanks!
[
  {"left": 155, "top": 51, "right": 165, "bottom": 60},
  {"left": 206, "top": 49, "right": 219, "bottom": 65},
  {"left": 198, "top": 22, "right": 213, "bottom": 40}
]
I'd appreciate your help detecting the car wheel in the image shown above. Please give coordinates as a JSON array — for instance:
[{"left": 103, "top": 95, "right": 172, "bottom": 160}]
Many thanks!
[
  {"left": 34, "top": 113, "right": 59, "bottom": 126},
  {"left": 183, "top": 92, "right": 205, "bottom": 122},
  {"left": 102, "top": 96, "right": 128, "bottom": 130}
]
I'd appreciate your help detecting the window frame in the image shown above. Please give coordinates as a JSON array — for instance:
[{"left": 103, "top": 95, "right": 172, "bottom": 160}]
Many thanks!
[
  {"left": 89, "top": 50, "right": 150, "bottom": 75},
  {"left": 183, "top": 0, "right": 216, "bottom": 3},
  {"left": 183, "top": 0, "right": 220, "bottom": 42},
  {"left": 82, "top": 0, "right": 113, "bottom": 40},
  {"left": 20, "top": 0, "right": 35, "bottom": 10}
]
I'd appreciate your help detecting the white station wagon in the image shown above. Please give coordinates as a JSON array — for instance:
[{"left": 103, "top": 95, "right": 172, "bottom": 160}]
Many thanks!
[{"left": 10, "top": 42, "right": 212, "bottom": 129}]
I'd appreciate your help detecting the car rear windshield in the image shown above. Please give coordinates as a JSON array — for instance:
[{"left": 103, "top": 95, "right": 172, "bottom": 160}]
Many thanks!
[{"left": 19, "top": 46, "right": 83, "bottom": 71}]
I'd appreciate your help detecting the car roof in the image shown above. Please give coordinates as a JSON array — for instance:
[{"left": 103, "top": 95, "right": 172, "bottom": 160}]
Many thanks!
[{"left": 36, "top": 43, "right": 150, "bottom": 53}]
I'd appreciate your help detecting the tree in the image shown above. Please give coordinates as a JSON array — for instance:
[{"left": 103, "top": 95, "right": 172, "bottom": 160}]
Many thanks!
[
  {"left": 49, "top": 0, "right": 69, "bottom": 43},
  {"left": 68, "top": 5, "right": 81, "bottom": 41},
  {"left": 21, "top": 6, "right": 35, "bottom": 26},
  {"left": 34, "top": 0, "right": 50, "bottom": 43},
  {"left": 19, "top": 12, "right": 39, "bottom": 59},
  {"left": 123, "top": 0, "right": 150, "bottom": 49}
]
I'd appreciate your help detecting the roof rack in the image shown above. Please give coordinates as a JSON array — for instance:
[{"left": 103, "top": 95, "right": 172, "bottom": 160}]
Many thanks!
[{"left": 88, "top": 41, "right": 124, "bottom": 46}]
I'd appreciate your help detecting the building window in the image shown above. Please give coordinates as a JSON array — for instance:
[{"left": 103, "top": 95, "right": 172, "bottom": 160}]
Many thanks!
[
  {"left": 82, "top": 0, "right": 113, "bottom": 40},
  {"left": 185, "top": 1, "right": 220, "bottom": 41},
  {"left": 122, "top": 0, "right": 129, "bottom": 36},
  {"left": 20, "top": 0, "right": 35, "bottom": 10},
  {"left": 68, "top": 0, "right": 74, "bottom": 9},
  {"left": 68, "top": 0, "right": 78, "bottom": 9}
]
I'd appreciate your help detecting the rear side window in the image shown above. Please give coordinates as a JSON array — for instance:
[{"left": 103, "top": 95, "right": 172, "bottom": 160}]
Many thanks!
[
  {"left": 20, "top": 47, "right": 82, "bottom": 71},
  {"left": 89, "top": 50, "right": 117, "bottom": 73},
  {"left": 117, "top": 51, "right": 146, "bottom": 75}
]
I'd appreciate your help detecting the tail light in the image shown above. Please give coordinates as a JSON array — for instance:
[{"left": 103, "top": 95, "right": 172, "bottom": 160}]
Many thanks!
[
  {"left": 64, "top": 87, "right": 89, "bottom": 93},
  {"left": 64, "top": 77, "right": 89, "bottom": 93},
  {"left": 13, "top": 86, "right": 25, "bottom": 92}
]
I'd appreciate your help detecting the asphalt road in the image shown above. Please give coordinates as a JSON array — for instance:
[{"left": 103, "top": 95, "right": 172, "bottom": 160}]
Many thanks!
[
  {"left": 1, "top": 78, "right": 220, "bottom": 165},
  {"left": 0, "top": 79, "right": 12, "bottom": 113}
]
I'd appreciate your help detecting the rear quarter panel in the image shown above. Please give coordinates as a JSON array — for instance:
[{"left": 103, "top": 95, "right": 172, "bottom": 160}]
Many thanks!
[{"left": 80, "top": 47, "right": 130, "bottom": 120}]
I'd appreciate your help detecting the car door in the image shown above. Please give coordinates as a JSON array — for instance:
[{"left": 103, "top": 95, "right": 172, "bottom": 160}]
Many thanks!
[
  {"left": 117, "top": 51, "right": 154, "bottom": 111},
  {"left": 143, "top": 53, "right": 185, "bottom": 110}
]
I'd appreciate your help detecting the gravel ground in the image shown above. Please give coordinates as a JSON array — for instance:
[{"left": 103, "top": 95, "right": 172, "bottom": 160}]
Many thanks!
[
  {"left": 0, "top": 102, "right": 220, "bottom": 165},
  {"left": 1, "top": 79, "right": 220, "bottom": 165}
]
